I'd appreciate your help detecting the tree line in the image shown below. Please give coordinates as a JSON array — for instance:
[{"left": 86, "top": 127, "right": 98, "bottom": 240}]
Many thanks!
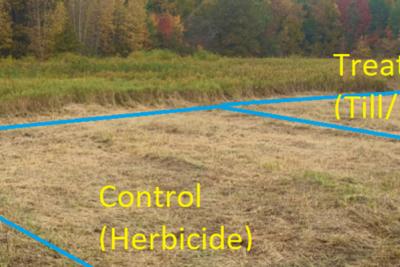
[{"left": 0, "top": 0, "right": 399, "bottom": 59}]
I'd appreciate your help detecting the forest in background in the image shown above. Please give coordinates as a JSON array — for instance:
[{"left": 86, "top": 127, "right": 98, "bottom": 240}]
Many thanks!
[{"left": 0, "top": 0, "right": 400, "bottom": 59}]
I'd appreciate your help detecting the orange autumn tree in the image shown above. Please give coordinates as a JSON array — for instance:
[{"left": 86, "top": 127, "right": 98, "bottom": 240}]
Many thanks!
[{"left": 148, "top": 0, "right": 184, "bottom": 49}]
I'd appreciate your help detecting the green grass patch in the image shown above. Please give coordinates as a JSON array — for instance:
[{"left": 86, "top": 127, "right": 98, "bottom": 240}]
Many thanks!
[
  {"left": 300, "top": 171, "right": 372, "bottom": 206},
  {"left": 0, "top": 51, "right": 388, "bottom": 114}
]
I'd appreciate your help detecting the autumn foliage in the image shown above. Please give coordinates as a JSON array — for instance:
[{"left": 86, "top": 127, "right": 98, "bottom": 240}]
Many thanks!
[{"left": 0, "top": 0, "right": 400, "bottom": 58}]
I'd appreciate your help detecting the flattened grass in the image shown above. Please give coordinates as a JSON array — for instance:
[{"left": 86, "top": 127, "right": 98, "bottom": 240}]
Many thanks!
[{"left": 0, "top": 50, "right": 387, "bottom": 114}]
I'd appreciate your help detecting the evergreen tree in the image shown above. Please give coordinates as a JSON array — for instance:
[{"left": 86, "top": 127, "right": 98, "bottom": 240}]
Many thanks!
[
  {"left": 0, "top": 0, "right": 12, "bottom": 55},
  {"left": 7, "top": 0, "right": 30, "bottom": 57},
  {"left": 194, "top": 0, "right": 267, "bottom": 56},
  {"left": 301, "top": 0, "right": 342, "bottom": 56},
  {"left": 54, "top": 22, "right": 81, "bottom": 53},
  {"left": 185, "top": 0, "right": 217, "bottom": 51},
  {"left": 369, "top": 0, "right": 390, "bottom": 36},
  {"left": 53, "top": 6, "right": 81, "bottom": 55},
  {"left": 390, "top": 0, "right": 400, "bottom": 37}
]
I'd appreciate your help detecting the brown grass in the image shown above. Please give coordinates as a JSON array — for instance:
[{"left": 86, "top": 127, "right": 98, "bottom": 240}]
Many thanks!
[{"left": 0, "top": 94, "right": 399, "bottom": 266}]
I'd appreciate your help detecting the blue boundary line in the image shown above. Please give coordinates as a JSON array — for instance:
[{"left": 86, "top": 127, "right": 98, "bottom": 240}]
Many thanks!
[
  {"left": 1, "top": 90, "right": 399, "bottom": 266},
  {"left": 223, "top": 90, "right": 400, "bottom": 106},
  {"left": 1, "top": 90, "right": 399, "bottom": 132},
  {"left": 0, "top": 104, "right": 221, "bottom": 131},
  {"left": 222, "top": 106, "right": 400, "bottom": 141},
  {"left": 0, "top": 215, "right": 93, "bottom": 267}
]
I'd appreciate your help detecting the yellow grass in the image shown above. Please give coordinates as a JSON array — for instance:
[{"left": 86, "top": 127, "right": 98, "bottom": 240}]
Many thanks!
[{"left": 1, "top": 94, "right": 399, "bottom": 266}]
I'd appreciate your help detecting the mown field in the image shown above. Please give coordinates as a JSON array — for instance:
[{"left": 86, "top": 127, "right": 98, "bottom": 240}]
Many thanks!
[
  {"left": 0, "top": 50, "right": 387, "bottom": 115},
  {"left": 1, "top": 53, "right": 398, "bottom": 266},
  {"left": 1, "top": 97, "right": 399, "bottom": 266}
]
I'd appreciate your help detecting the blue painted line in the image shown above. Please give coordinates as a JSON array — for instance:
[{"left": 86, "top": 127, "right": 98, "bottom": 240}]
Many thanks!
[
  {"left": 223, "top": 90, "right": 400, "bottom": 107},
  {"left": 0, "top": 215, "right": 92, "bottom": 267},
  {"left": 222, "top": 106, "right": 400, "bottom": 141},
  {"left": 0, "top": 90, "right": 399, "bottom": 132},
  {"left": 1, "top": 90, "right": 399, "bottom": 132},
  {"left": 223, "top": 95, "right": 338, "bottom": 106},
  {"left": 0, "top": 104, "right": 221, "bottom": 131},
  {"left": 1, "top": 90, "right": 399, "bottom": 265}
]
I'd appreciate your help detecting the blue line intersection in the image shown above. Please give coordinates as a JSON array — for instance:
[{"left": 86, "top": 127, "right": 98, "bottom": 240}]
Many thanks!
[{"left": 1, "top": 90, "right": 399, "bottom": 266}]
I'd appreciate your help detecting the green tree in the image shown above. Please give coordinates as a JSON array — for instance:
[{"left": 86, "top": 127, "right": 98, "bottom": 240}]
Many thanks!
[
  {"left": 390, "top": 0, "right": 400, "bottom": 37},
  {"left": 0, "top": 0, "right": 12, "bottom": 55},
  {"left": 185, "top": 0, "right": 216, "bottom": 50},
  {"left": 54, "top": 20, "right": 81, "bottom": 53},
  {"left": 348, "top": 1, "right": 361, "bottom": 48},
  {"left": 196, "top": 0, "right": 267, "bottom": 56},
  {"left": 301, "top": 0, "right": 342, "bottom": 56},
  {"left": 175, "top": 0, "right": 202, "bottom": 19},
  {"left": 369, "top": 0, "right": 390, "bottom": 36},
  {"left": 7, "top": 0, "right": 30, "bottom": 57},
  {"left": 265, "top": 0, "right": 304, "bottom": 56},
  {"left": 280, "top": 18, "right": 304, "bottom": 56}
]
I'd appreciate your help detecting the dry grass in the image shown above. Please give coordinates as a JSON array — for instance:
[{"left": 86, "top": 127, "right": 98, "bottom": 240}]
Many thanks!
[{"left": 0, "top": 94, "right": 399, "bottom": 266}]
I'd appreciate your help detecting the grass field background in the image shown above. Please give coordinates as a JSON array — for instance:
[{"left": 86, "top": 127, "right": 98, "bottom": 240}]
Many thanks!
[
  {"left": 1, "top": 53, "right": 399, "bottom": 266},
  {"left": 1, "top": 99, "right": 399, "bottom": 266},
  {"left": 0, "top": 50, "right": 387, "bottom": 115}
]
